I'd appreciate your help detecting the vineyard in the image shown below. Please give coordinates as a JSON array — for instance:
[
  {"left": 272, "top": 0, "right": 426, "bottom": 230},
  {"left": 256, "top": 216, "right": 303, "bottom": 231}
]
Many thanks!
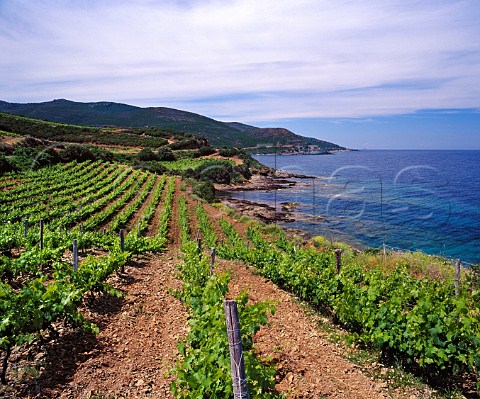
[{"left": 1, "top": 161, "right": 480, "bottom": 398}]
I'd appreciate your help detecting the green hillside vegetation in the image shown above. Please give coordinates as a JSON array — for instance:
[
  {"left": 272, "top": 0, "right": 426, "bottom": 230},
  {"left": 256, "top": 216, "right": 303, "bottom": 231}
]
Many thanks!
[
  {"left": 0, "top": 112, "right": 202, "bottom": 148},
  {"left": 0, "top": 113, "right": 261, "bottom": 201},
  {"left": 0, "top": 99, "right": 345, "bottom": 150}
]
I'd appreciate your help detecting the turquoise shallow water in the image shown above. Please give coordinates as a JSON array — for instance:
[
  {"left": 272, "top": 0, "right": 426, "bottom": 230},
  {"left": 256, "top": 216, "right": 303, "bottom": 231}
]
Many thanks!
[{"left": 230, "top": 150, "right": 480, "bottom": 264}]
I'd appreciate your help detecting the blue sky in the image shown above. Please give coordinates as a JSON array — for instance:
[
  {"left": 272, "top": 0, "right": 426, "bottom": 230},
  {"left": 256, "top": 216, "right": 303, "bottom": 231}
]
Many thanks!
[{"left": 1, "top": 0, "right": 479, "bottom": 149}]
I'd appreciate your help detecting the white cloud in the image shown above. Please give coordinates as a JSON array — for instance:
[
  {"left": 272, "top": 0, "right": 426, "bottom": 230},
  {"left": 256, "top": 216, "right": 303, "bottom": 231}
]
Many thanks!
[{"left": 1, "top": 0, "right": 479, "bottom": 120}]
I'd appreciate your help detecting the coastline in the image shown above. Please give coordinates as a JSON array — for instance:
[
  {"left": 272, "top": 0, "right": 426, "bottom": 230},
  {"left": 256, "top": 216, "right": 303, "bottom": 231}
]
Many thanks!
[
  {"left": 215, "top": 170, "right": 315, "bottom": 192},
  {"left": 214, "top": 169, "right": 473, "bottom": 263},
  {"left": 215, "top": 171, "right": 303, "bottom": 222},
  {"left": 215, "top": 171, "right": 320, "bottom": 242}
]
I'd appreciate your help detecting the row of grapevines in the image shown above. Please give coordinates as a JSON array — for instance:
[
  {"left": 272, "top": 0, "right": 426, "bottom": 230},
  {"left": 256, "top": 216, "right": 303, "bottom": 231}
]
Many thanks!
[
  {"left": 110, "top": 172, "right": 156, "bottom": 231},
  {"left": 0, "top": 160, "right": 79, "bottom": 192},
  {"left": 1, "top": 162, "right": 116, "bottom": 222},
  {"left": 171, "top": 198, "right": 279, "bottom": 398},
  {"left": 0, "top": 242, "right": 133, "bottom": 384},
  {"left": 53, "top": 167, "right": 137, "bottom": 229},
  {"left": 195, "top": 204, "right": 217, "bottom": 249},
  {"left": 0, "top": 160, "right": 97, "bottom": 204},
  {"left": 132, "top": 174, "right": 167, "bottom": 236},
  {"left": 156, "top": 177, "right": 175, "bottom": 239},
  {"left": 217, "top": 221, "right": 480, "bottom": 378},
  {"left": 123, "top": 176, "right": 174, "bottom": 255},
  {"left": 0, "top": 162, "right": 124, "bottom": 249},
  {"left": 82, "top": 171, "right": 149, "bottom": 231},
  {"left": 0, "top": 177, "right": 174, "bottom": 384}
]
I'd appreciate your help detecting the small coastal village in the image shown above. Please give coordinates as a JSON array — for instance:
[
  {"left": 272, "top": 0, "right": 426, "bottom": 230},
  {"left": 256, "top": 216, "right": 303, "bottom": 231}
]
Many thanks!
[{"left": 253, "top": 144, "right": 345, "bottom": 155}]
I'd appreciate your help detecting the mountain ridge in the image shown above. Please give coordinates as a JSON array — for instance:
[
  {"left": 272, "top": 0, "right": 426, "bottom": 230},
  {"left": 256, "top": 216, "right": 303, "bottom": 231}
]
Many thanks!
[{"left": 0, "top": 99, "right": 345, "bottom": 150}]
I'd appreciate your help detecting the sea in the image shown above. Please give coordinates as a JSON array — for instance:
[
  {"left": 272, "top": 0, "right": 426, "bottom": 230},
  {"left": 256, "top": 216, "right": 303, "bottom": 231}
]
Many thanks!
[{"left": 228, "top": 150, "right": 480, "bottom": 265}]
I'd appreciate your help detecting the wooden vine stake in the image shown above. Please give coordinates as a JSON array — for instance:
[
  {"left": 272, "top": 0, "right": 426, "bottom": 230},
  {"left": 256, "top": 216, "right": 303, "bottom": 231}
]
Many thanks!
[
  {"left": 210, "top": 247, "right": 216, "bottom": 276},
  {"left": 120, "top": 229, "right": 125, "bottom": 273},
  {"left": 73, "top": 239, "right": 79, "bottom": 272},
  {"left": 335, "top": 249, "right": 342, "bottom": 274},
  {"left": 197, "top": 237, "right": 202, "bottom": 255},
  {"left": 224, "top": 300, "right": 250, "bottom": 399},
  {"left": 39, "top": 219, "right": 44, "bottom": 251},
  {"left": 24, "top": 219, "right": 29, "bottom": 238},
  {"left": 1, "top": 347, "right": 11, "bottom": 385},
  {"left": 455, "top": 259, "right": 461, "bottom": 297}
]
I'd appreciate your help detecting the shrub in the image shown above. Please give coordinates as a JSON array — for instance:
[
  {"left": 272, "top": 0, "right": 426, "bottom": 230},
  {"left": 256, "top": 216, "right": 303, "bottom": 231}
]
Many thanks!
[
  {"left": 193, "top": 146, "right": 216, "bottom": 157},
  {"left": 11, "top": 147, "right": 44, "bottom": 170},
  {"left": 233, "top": 164, "right": 252, "bottom": 180},
  {"left": 193, "top": 181, "right": 215, "bottom": 202},
  {"left": 195, "top": 161, "right": 233, "bottom": 184},
  {"left": 137, "top": 147, "right": 158, "bottom": 162},
  {"left": 59, "top": 145, "right": 96, "bottom": 163},
  {"left": 133, "top": 160, "right": 168, "bottom": 174},
  {"left": 89, "top": 146, "right": 116, "bottom": 162},
  {"left": 218, "top": 147, "right": 240, "bottom": 157},
  {"left": 157, "top": 146, "right": 176, "bottom": 161},
  {"left": 0, "top": 153, "right": 15, "bottom": 174}
]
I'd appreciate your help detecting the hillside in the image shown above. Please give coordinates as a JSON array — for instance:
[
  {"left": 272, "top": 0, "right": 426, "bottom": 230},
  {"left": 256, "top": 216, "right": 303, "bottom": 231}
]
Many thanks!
[
  {"left": 0, "top": 111, "right": 201, "bottom": 149},
  {"left": 0, "top": 99, "right": 344, "bottom": 150}
]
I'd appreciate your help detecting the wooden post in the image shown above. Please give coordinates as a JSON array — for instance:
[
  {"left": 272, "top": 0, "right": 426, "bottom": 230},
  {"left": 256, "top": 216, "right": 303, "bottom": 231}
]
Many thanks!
[
  {"left": 120, "top": 229, "right": 125, "bottom": 251},
  {"left": 455, "top": 259, "right": 461, "bottom": 296},
  {"left": 119, "top": 229, "right": 125, "bottom": 252},
  {"left": 103, "top": 227, "right": 107, "bottom": 235},
  {"left": 120, "top": 229, "right": 125, "bottom": 273},
  {"left": 39, "top": 219, "right": 44, "bottom": 250},
  {"left": 24, "top": 219, "right": 29, "bottom": 237},
  {"left": 73, "top": 239, "right": 79, "bottom": 272},
  {"left": 1, "top": 347, "right": 11, "bottom": 385},
  {"left": 335, "top": 249, "right": 342, "bottom": 274},
  {"left": 210, "top": 247, "right": 216, "bottom": 276},
  {"left": 224, "top": 300, "right": 250, "bottom": 399},
  {"left": 197, "top": 237, "right": 202, "bottom": 255}
]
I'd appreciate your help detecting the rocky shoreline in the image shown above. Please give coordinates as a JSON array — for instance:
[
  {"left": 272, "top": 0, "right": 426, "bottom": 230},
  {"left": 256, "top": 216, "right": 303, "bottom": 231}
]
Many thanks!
[
  {"left": 215, "top": 171, "right": 309, "bottom": 224},
  {"left": 216, "top": 170, "right": 308, "bottom": 192}
]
